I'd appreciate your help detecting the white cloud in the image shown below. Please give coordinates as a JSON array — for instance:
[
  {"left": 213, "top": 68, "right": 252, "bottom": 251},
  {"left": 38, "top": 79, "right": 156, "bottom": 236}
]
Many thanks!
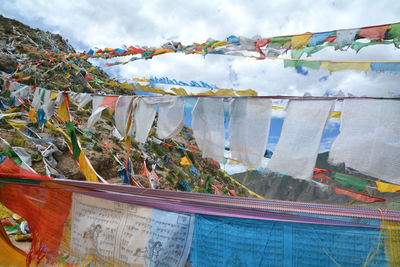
[{"left": 1, "top": 0, "right": 399, "bottom": 96}]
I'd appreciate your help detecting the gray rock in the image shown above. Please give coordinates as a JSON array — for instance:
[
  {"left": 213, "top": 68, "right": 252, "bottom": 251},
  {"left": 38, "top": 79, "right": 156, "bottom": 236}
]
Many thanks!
[{"left": 0, "top": 53, "right": 18, "bottom": 73}]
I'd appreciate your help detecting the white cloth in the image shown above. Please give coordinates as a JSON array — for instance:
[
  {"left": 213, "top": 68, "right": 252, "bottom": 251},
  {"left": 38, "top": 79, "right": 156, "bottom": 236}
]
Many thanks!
[
  {"left": 329, "top": 99, "right": 400, "bottom": 184},
  {"left": 238, "top": 35, "right": 260, "bottom": 51},
  {"left": 134, "top": 97, "right": 158, "bottom": 143},
  {"left": 12, "top": 146, "right": 32, "bottom": 166},
  {"left": 229, "top": 98, "right": 272, "bottom": 168},
  {"left": 192, "top": 97, "right": 225, "bottom": 161},
  {"left": 86, "top": 96, "right": 106, "bottom": 129},
  {"left": 69, "top": 92, "right": 92, "bottom": 110},
  {"left": 267, "top": 100, "right": 334, "bottom": 180},
  {"left": 111, "top": 127, "right": 124, "bottom": 141},
  {"left": 11, "top": 85, "right": 31, "bottom": 100},
  {"left": 42, "top": 89, "right": 55, "bottom": 120},
  {"left": 114, "top": 96, "right": 135, "bottom": 136},
  {"left": 55, "top": 91, "right": 64, "bottom": 106},
  {"left": 157, "top": 96, "right": 185, "bottom": 139},
  {"left": 32, "top": 87, "right": 42, "bottom": 109},
  {"left": 334, "top": 28, "right": 359, "bottom": 48}
]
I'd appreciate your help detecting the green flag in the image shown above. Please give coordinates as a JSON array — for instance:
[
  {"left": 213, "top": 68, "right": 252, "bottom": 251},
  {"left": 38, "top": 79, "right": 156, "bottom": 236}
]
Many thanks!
[
  {"left": 332, "top": 172, "right": 369, "bottom": 192},
  {"left": 66, "top": 122, "right": 81, "bottom": 160}
]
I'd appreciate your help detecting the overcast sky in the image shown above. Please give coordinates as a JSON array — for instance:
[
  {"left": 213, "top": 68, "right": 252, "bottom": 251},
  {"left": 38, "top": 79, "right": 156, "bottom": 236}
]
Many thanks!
[
  {"left": 1, "top": 0, "right": 399, "bottom": 173},
  {"left": 1, "top": 0, "right": 399, "bottom": 97}
]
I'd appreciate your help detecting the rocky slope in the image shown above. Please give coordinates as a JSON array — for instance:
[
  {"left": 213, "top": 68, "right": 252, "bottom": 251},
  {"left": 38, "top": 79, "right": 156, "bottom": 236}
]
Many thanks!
[{"left": 0, "top": 15, "right": 247, "bottom": 197}]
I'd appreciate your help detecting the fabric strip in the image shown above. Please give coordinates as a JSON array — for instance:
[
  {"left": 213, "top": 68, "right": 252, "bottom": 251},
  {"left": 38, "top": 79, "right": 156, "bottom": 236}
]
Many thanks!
[
  {"left": 329, "top": 99, "right": 400, "bottom": 185},
  {"left": 267, "top": 100, "right": 334, "bottom": 180},
  {"left": 229, "top": 98, "right": 272, "bottom": 168},
  {"left": 192, "top": 97, "right": 225, "bottom": 162}
]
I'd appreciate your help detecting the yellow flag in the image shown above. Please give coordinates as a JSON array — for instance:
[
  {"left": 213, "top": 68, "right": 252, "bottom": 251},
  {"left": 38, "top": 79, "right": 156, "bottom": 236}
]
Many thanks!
[
  {"left": 120, "top": 81, "right": 133, "bottom": 89},
  {"left": 0, "top": 225, "right": 26, "bottom": 267},
  {"left": 376, "top": 181, "right": 400, "bottom": 193},
  {"left": 180, "top": 156, "right": 192, "bottom": 166},
  {"left": 105, "top": 81, "right": 119, "bottom": 87},
  {"left": 137, "top": 84, "right": 175, "bottom": 95},
  {"left": 381, "top": 219, "right": 400, "bottom": 266},
  {"left": 272, "top": 106, "right": 284, "bottom": 110},
  {"left": 291, "top": 33, "right": 313, "bottom": 49},
  {"left": 56, "top": 99, "right": 70, "bottom": 122},
  {"left": 50, "top": 91, "right": 59, "bottom": 100},
  {"left": 8, "top": 120, "right": 28, "bottom": 130},
  {"left": 210, "top": 41, "right": 229, "bottom": 49},
  {"left": 330, "top": 111, "right": 342, "bottom": 118},
  {"left": 133, "top": 78, "right": 149, "bottom": 82},
  {"left": 4, "top": 107, "right": 18, "bottom": 114},
  {"left": 235, "top": 89, "right": 258, "bottom": 96},
  {"left": 78, "top": 153, "right": 99, "bottom": 182},
  {"left": 322, "top": 62, "right": 371, "bottom": 72},
  {"left": 215, "top": 89, "right": 236, "bottom": 96},
  {"left": 46, "top": 122, "right": 71, "bottom": 142},
  {"left": 0, "top": 203, "right": 13, "bottom": 220},
  {"left": 197, "top": 90, "right": 216, "bottom": 96},
  {"left": 171, "top": 87, "right": 188, "bottom": 96}
]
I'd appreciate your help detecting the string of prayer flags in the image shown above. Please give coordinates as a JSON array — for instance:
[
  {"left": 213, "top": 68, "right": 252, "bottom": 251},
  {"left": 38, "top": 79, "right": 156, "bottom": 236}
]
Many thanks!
[{"left": 79, "top": 22, "right": 400, "bottom": 68}]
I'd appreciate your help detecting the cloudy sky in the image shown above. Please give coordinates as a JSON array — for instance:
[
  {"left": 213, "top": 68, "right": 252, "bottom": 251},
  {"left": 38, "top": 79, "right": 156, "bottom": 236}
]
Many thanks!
[
  {"left": 1, "top": 0, "right": 399, "bottom": 173},
  {"left": 1, "top": 0, "right": 399, "bottom": 97}
]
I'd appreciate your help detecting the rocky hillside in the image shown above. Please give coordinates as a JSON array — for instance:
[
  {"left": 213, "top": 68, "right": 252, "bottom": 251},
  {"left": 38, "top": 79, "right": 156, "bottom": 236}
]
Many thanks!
[{"left": 0, "top": 15, "right": 248, "bottom": 197}]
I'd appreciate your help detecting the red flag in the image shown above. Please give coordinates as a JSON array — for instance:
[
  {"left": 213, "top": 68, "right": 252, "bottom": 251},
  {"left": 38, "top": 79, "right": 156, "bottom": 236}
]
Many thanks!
[
  {"left": 314, "top": 168, "right": 333, "bottom": 174},
  {"left": 334, "top": 187, "right": 386, "bottom": 203},
  {"left": 0, "top": 156, "right": 51, "bottom": 180}
]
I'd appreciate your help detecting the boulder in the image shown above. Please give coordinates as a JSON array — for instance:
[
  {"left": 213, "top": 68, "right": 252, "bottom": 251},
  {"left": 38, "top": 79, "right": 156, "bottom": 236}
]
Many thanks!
[{"left": 0, "top": 53, "right": 18, "bottom": 73}]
